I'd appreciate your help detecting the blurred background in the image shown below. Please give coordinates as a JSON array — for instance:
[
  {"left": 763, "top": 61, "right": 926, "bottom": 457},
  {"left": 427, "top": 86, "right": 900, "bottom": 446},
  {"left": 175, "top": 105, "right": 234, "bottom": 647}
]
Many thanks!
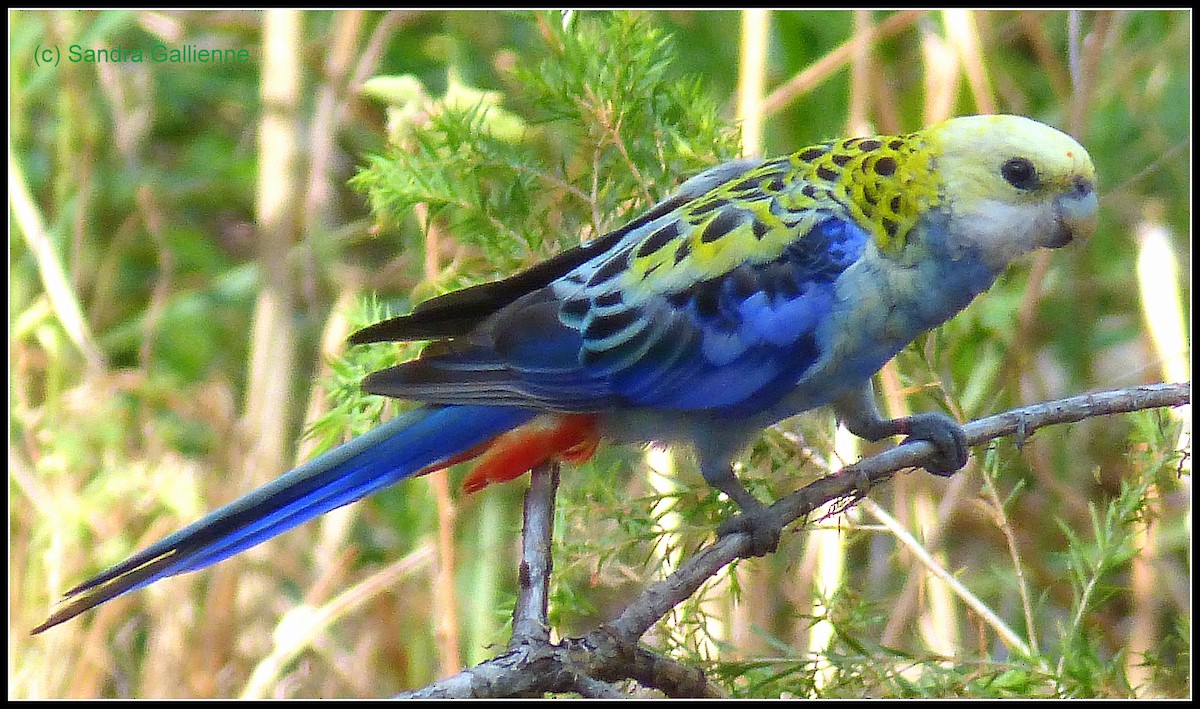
[{"left": 9, "top": 10, "right": 1190, "bottom": 698}]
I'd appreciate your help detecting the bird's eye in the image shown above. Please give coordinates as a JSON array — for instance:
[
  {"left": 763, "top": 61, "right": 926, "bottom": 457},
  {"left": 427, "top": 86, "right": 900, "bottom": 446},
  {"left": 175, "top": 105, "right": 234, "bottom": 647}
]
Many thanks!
[{"left": 1001, "top": 157, "right": 1039, "bottom": 190}]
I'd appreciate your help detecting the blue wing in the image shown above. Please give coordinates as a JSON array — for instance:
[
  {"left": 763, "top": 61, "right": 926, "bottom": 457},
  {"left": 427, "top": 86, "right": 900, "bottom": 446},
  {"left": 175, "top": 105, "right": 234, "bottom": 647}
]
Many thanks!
[{"left": 362, "top": 214, "right": 870, "bottom": 418}]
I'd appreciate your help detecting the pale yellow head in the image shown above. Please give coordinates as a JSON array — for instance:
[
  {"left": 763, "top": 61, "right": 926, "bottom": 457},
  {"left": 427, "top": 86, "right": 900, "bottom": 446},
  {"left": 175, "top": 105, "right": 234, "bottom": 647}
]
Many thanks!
[{"left": 925, "top": 114, "right": 1098, "bottom": 268}]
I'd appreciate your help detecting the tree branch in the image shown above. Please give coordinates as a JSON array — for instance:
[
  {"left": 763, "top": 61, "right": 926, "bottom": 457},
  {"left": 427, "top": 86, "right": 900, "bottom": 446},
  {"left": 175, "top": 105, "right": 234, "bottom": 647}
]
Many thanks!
[{"left": 511, "top": 462, "right": 559, "bottom": 646}]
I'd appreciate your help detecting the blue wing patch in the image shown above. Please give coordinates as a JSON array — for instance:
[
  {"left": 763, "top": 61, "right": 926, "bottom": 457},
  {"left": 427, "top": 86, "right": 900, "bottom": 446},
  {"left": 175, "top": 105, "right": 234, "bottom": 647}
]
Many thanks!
[
  {"left": 587, "top": 216, "right": 869, "bottom": 415},
  {"left": 365, "top": 214, "right": 870, "bottom": 419}
]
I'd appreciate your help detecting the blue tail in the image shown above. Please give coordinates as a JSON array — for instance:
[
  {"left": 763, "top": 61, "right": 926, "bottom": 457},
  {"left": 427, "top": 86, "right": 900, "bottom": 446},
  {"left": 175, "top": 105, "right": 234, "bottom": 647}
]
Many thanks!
[{"left": 32, "top": 405, "right": 534, "bottom": 634}]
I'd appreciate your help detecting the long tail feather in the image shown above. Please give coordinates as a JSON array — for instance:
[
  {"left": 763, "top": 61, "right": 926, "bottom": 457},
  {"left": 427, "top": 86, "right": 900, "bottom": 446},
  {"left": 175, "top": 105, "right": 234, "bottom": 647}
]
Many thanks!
[{"left": 32, "top": 405, "right": 533, "bottom": 634}]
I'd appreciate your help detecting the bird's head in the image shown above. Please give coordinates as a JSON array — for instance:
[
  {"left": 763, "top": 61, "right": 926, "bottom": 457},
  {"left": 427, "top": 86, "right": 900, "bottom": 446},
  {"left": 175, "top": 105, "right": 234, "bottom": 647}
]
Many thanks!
[{"left": 925, "top": 114, "right": 1098, "bottom": 268}]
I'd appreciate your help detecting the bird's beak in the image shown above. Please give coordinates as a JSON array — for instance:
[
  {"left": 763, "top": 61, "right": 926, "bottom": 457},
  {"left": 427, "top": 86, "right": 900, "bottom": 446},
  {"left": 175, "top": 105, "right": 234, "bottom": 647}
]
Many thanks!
[{"left": 1045, "top": 176, "right": 1098, "bottom": 249}]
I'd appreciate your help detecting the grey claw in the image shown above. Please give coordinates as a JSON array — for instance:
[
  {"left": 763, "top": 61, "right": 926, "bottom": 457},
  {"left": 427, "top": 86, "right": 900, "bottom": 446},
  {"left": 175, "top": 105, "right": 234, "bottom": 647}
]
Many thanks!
[
  {"left": 902, "top": 412, "right": 968, "bottom": 475},
  {"left": 718, "top": 509, "right": 781, "bottom": 557}
]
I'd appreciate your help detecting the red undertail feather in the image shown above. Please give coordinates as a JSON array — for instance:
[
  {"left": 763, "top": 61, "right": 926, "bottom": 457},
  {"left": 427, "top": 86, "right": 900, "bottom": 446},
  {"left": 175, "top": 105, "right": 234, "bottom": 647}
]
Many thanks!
[{"left": 457, "top": 414, "right": 601, "bottom": 493}]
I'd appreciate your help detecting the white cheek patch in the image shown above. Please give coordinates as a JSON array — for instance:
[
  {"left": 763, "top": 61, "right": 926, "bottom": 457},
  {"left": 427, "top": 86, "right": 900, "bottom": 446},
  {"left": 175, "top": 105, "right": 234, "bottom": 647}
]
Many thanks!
[{"left": 952, "top": 200, "right": 1049, "bottom": 269}]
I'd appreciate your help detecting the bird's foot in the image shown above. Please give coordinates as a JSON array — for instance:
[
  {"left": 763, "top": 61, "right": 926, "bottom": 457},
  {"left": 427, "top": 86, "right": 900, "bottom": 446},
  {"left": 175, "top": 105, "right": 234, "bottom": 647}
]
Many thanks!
[
  {"left": 899, "top": 412, "right": 969, "bottom": 475},
  {"left": 717, "top": 507, "right": 782, "bottom": 557}
]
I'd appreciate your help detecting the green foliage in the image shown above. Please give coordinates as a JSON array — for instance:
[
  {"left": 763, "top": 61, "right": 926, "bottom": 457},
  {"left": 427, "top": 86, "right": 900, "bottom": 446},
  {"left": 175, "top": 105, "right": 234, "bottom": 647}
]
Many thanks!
[
  {"left": 351, "top": 11, "right": 738, "bottom": 293},
  {"left": 1047, "top": 410, "right": 1188, "bottom": 697},
  {"left": 309, "top": 296, "right": 412, "bottom": 448}
]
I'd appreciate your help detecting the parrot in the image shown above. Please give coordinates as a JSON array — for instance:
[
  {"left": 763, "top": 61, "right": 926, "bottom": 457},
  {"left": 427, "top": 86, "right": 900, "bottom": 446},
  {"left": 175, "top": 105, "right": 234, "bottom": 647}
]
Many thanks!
[{"left": 33, "top": 114, "right": 1098, "bottom": 634}]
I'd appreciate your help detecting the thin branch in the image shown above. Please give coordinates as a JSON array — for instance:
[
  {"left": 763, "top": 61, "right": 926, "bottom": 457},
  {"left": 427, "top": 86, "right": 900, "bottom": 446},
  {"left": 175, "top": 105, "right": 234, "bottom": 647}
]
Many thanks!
[
  {"left": 511, "top": 463, "right": 559, "bottom": 646},
  {"left": 880, "top": 462, "right": 976, "bottom": 647},
  {"left": 508, "top": 162, "right": 594, "bottom": 207},
  {"left": 761, "top": 10, "right": 926, "bottom": 117},
  {"left": 603, "top": 108, "right": 653, "bottom": 205},
  {"left": 979, "top": 466, "right": 1042, "bottom": 656},
  {"left": 861, "top": 498, "right": 1035, "bottom": 659}
]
